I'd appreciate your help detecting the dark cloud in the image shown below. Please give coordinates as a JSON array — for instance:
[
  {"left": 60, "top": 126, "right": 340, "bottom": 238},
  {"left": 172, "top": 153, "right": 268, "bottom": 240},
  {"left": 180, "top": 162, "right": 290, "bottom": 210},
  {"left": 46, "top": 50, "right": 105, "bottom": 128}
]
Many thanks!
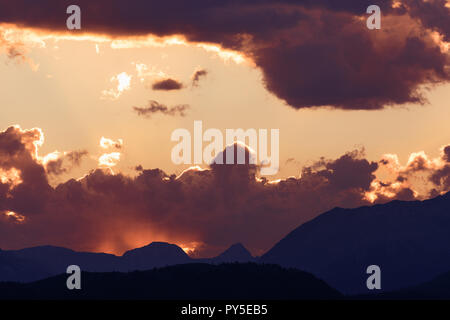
[
  {"left": 405, "top": 0, "right": 450, "bottom": 41},
  {"left": 152, "top": 78, "right": 184, "bottom": 91},
  {"left": 313, "top": 150, "right": 378, "bottom": 191},
  {"left": 430, "top": 166, "right": 450, "bottom": 190},
  {"left": 429, "top": 145, "right": 450, "bottom": 192},
  {"left": 0, "top": 0, "right": 448, "bottom": 110},
  {"left": 192, "top": 69, "right": 208, "bottom": 87},
  {"left": 133, "top": 100, "right": 190, "bottom": 118},
  {"left": 443, "top": 145, "right": 450, "bottom": 163},
  {"left": 253, "top": 14, "right": 449, "bottom": 109},
  {"left": 0, "top": 126, "right": 51, "bottom": 216}
]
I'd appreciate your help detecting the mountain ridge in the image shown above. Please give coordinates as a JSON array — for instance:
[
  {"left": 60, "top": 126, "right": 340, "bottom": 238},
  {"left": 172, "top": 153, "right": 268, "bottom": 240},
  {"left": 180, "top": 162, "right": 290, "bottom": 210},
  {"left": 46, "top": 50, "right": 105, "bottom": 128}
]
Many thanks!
[
  {"left": 261, "top": 191, "right": 450, "bottom": 294},
  {"left": 2, "top": 192, "right": 450, "bottom": 294},
  {"left": 0, "top": 241, "right": 255, "bottom": 282},
  {"left": 0, "top": 263, "right": 342, "bottom": 300}
]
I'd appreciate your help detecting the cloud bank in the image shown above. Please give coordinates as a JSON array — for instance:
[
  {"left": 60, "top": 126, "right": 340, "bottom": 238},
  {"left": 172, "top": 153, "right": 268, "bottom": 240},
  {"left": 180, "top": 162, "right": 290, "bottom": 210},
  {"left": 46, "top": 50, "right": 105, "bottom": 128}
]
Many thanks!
[{"left": 1, "top": 125, "right": 449, "bottom": 257}]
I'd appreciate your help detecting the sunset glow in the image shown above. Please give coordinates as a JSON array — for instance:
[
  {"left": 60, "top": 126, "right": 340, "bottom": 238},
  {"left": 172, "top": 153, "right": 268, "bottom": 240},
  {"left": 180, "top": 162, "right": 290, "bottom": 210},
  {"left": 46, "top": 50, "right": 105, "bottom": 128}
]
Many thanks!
[{"left": 0, "top": 0, "right": 449, "bottom": 259}]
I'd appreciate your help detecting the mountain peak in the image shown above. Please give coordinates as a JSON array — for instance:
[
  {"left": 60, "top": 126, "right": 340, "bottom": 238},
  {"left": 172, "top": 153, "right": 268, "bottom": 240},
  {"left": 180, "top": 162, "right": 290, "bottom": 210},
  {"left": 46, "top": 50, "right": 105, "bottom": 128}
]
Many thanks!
[
  {"left": 227, "top": 243, "right": 249, "bottom": 252},
  {"left": 214, "top": 243, "right": 253, "bottom": 263},
  {"left": 121, "top": 242, "right": 191, "bottom": 270},
  {"left": 123, "top": 242, "right": 188, "bottom": 257}
]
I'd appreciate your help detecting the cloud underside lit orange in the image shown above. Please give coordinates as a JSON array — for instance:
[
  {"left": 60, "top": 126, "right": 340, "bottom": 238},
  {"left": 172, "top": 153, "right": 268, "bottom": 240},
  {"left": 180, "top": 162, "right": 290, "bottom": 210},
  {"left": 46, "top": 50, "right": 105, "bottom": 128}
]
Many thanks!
[{"left": 0, "top": 125, "right": 449, "bottom": 257}]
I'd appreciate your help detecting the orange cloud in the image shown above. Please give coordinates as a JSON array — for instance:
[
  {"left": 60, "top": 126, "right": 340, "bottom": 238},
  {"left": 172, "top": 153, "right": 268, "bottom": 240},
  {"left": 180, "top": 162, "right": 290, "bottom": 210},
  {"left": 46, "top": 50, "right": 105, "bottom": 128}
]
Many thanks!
[
  {"left": 100, "top": 137, "right": 123, "bottom": 150},
  {"left": 1, "top": 125, "right": 450, "bottom": 257},
  {"left": 98, "top": 152, "right": 121, "bottom": 168}
]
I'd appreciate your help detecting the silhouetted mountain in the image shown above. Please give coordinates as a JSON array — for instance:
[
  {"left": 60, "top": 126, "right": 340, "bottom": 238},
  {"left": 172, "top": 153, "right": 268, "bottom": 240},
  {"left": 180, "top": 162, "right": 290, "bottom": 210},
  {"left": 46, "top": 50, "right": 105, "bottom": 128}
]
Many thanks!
[
  {"left": 122, "top": 242, "right": 191, "bottom": 270},
  {"left": 213, "top": 243, "right": 254, "bottom": 263},
  {"left": 0, "top": 263, "right": 342, "bottom": 300},
  {"left": 0, "top": 242, "right": 191, "bottom": 283},
  {"left": 262, "top": 192, "right": 450, "bottom": 294},
  {"left": 199, "top": 243, "right": 255, "bottom": 264},
  {"left": 0, "top": 242, "right": 255, "bottom": 283},
  {"left": 4, "top": 192, "right": 450, "bottom": 295},
  {"left": 0, "top": 246, "right": 120, "bottom": 282}
]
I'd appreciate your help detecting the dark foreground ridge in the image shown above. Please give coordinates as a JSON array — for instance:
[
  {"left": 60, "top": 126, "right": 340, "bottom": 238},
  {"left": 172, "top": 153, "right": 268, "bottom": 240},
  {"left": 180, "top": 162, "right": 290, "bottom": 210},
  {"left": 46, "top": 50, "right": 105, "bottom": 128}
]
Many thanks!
[
  {"left": 0, "top": 263, "right": 342, "bottom": 300},
  {"left": 5, "top": 261, "right": 450, "bottom": 300},
  {"left": 358, "top": 269, "right": 450, "bottom": 300}
]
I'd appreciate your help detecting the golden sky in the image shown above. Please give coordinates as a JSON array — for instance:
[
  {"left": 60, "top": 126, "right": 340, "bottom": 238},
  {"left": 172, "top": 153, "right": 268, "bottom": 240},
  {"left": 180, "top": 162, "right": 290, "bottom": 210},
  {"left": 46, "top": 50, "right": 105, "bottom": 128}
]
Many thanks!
[
  {"left": 0, "top": 1, "right": 449, "bottom": 256},
  {"left": 1, "top": 26, "right": 449, "bottom": 182}
]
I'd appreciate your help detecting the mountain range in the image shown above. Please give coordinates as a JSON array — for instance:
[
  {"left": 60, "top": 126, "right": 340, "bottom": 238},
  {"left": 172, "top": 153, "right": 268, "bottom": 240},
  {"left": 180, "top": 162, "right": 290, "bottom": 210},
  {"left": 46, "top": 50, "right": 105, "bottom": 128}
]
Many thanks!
[
  {"left": 262, "top": 192, "right": 450, "bottom": 294},
  {"left": 0, "top": 241, "right": 254, "bottom": 283},
  {"left": 1, "top": 192, "right": 450, "bottom": 297}
]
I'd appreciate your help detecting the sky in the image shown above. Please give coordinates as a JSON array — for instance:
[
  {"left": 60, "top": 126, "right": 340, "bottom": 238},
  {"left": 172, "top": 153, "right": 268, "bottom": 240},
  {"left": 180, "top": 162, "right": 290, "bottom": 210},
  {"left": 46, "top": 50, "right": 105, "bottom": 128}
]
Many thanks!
[{"left": 0, "top": 0, "right": 449, "bottom": 257}]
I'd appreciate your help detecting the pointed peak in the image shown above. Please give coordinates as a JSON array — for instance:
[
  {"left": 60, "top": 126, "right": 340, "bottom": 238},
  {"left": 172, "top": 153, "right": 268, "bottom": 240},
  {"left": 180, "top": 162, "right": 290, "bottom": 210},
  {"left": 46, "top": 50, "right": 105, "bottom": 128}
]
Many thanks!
[
  {"left": 227, "top": 243, "right": 248, "bottom": 251},
  {"left": 214, "top": 243, "right": 253, "bottom": 263}
]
